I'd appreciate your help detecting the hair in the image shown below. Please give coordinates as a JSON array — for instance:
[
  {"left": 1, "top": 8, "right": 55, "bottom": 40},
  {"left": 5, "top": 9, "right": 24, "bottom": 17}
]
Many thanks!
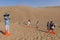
[{"left": 4, "top": 13, "right": 10, "bottom": 17}]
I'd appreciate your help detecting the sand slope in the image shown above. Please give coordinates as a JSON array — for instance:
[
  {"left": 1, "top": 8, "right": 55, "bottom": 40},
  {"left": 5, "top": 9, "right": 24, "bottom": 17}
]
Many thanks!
[{"left": 0, "top": 6, "right": 60, "bottom": 40}]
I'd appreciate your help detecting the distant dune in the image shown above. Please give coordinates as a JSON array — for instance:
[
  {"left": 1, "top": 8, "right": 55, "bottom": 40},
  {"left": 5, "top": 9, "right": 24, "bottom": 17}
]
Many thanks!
[{"left": 0, "top": 6, "right": 60, "bottom": 40}]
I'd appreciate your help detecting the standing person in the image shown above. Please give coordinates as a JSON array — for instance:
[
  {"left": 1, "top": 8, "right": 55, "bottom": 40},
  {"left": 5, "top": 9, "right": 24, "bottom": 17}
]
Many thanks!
[
  {"left": 36, "top": 20, "right": 39, "bottom": 30},
  {"left": 26, "top": 19, "right": 31, "bottom": 28},
  {"left": 4, "top": 13, "right": 10, "bottom": 36},
  {"left": 47, "top": 21, "right": 50, "bottom": 32},
  {"left": 50, "top": 21, "right": 55, "bottom": 32}
]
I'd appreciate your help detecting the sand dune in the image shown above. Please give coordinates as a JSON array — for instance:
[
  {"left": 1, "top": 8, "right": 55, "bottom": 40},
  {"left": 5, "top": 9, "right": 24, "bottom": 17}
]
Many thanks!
[{"left": 0, "top": 6, "right": 60, "bottom": 40}]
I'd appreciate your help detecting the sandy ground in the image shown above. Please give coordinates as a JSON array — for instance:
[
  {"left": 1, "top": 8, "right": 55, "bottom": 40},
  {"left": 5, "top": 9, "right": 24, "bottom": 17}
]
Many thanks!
[{"left": 0, "top": 6, "right": 60, "bottom": 40}]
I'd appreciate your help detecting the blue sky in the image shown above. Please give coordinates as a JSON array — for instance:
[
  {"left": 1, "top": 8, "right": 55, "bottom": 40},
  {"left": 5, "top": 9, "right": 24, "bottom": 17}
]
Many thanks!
[{"left": 0, "top": 0, "right": 60, "bottom": 7}]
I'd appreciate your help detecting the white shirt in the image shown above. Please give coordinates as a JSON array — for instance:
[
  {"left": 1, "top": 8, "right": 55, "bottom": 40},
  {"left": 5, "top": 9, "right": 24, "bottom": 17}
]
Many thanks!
[{"left": 28, "top": 21, "right": 31, "bottom": 25}]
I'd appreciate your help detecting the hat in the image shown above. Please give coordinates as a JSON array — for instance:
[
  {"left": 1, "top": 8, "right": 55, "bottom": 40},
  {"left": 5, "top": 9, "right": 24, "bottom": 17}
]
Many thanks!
[{"left": 4, "top": 13, "right": 10, "bottom": 17}]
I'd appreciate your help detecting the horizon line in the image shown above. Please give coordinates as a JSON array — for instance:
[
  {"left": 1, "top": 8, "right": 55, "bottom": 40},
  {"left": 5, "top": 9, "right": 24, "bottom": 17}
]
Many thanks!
[{"left": 0, "top": 5, "right": 60, "bottom": 8}]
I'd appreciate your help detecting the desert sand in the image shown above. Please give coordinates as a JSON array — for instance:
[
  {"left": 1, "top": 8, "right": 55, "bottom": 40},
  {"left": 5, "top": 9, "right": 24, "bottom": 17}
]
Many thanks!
[{"left": 0, "top": 6, "right": 60, "bottom": 40}]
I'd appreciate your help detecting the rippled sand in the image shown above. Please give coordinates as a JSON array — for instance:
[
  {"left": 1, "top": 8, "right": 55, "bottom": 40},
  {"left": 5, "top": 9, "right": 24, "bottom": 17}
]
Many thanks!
[{"left": 0, "top": 6, "right": 60, "bottom": 40}]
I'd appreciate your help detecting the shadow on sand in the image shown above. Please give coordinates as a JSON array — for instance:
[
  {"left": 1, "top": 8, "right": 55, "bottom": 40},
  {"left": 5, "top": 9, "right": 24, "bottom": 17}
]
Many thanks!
[
  {"left": 38, "top": 30, "right": 47, "bottom": 33},
  {"left": 58, "top": 26, "right": 60, "bottom": 28},
  {"left": 0, "top": 30, "right": 5, "bottom": 35}
]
